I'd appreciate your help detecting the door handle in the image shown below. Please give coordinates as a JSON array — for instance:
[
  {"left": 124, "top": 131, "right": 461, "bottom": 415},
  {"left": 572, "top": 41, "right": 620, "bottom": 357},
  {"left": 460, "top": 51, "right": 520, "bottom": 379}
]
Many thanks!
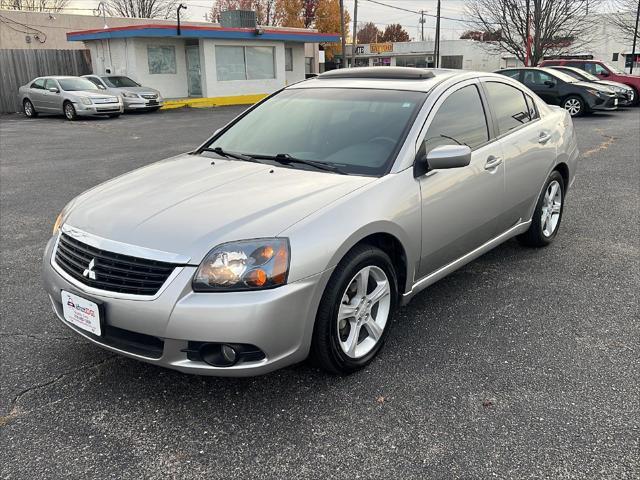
[
  {"left": 538, "top": 131, "right": 552, "bottom": 144},
  {"left": 484, "top": 155, "right": 502, "bottom": 171}
]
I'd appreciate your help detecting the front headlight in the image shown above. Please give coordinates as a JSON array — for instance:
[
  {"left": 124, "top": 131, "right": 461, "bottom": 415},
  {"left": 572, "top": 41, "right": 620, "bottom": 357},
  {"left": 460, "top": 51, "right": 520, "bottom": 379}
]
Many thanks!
[
  {"left": 79, "top": 97, "right": 92, "bottom": 105},
  {"left": 53, "top": 203, "right": 72, "bottom": 234},
  {"left": 193, "top": 238, "right": 290, "bottom": 292},
  {"left": 121, "top": 92, "right": 139, "bottom": 98}
]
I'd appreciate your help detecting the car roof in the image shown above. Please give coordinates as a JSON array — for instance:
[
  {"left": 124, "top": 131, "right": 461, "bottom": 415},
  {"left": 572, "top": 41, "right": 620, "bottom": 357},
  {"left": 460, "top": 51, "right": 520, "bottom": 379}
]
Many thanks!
[{"left": 291, "top": 67, "right": 501, "bottom": 92}]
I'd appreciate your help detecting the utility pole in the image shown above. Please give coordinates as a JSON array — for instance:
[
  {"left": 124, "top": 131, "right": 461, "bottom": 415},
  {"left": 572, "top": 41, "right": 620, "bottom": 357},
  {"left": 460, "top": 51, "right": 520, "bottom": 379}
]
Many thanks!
[
  {"left": 525, "top": 0, "right": 530, "bottom": 66},
  {"left": 434, "top": 0, "right": 441, "bottom": 67},
  {"left": 351, "top": 0, "right": 358, "bottom": 68},
  {"left": 631, "top": 0, "right": 640, "bottom": 74},
  {"left": 176, "top": 3, "right": 187, "bottom": 36},
  {"left": 339, "top": 0, "right": 346, "bottom": 68},
  {"left": 420, "top": 10, "right": 425, "bottom": 42}
]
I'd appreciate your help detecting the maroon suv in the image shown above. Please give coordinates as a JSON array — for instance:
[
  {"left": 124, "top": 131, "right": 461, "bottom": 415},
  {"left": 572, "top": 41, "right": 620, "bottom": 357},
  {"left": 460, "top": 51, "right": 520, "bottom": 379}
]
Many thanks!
[{"left": 539, "top": 59, "right": 640, "bottom": 105}]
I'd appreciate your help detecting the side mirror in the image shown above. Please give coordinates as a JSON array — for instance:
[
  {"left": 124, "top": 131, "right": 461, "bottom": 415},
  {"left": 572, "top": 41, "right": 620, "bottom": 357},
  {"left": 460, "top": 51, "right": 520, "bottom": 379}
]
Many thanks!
[
  {"left": 600, "top": 71, "right": 610, "bottom": 77},
  {"left": 426, "top": 145, "right": 472, "bottom": 170},
  {"left": 48, "top": 87, "right": 59, "bottom": 93},
  {"left": 544, "top": 80, "right": 555, "bottom": 87}
]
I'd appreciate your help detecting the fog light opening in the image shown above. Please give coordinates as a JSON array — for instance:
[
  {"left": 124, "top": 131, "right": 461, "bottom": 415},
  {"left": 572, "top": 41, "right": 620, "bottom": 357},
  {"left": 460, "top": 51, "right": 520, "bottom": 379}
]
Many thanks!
[
  {"left": 221, "top": 344, "right": 237, "bottom": 364},
  {"left": 198, "top": 343, "right": 239, "bottom": 367}
]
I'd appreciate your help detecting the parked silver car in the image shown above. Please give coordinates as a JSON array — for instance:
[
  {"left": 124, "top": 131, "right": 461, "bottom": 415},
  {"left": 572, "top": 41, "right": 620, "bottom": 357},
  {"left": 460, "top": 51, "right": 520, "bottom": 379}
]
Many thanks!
[
  {"left": 19, "top": 76, "right": 123, "bottom": 120},
  {"left": 42, "top": 68, "right": 579, "bottom": 376},
  {"left": 82, "top": 74, "right": 164, "bottom": 111}
]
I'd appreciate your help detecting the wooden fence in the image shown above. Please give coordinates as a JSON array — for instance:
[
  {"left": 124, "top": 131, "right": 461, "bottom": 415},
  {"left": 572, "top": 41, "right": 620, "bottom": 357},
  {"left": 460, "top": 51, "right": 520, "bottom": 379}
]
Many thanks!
[{"left": 0, "top": 49, "right": 92, "bottom": 113}]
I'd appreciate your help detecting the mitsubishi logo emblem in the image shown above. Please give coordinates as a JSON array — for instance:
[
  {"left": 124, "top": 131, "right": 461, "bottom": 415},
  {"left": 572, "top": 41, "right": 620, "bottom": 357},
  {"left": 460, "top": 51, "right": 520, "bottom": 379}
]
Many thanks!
[{"left": 83, "top": 258, "right": 97, "bottom": 280}]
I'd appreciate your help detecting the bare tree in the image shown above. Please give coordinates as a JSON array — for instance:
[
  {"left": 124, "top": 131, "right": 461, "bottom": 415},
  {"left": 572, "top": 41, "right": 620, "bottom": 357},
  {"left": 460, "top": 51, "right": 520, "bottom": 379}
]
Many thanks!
[
  {"left": 465, "top": 0, "right": 602, "bottom": 65},
  {"left": 1, "top": 0, "right": 69, "bottom": 12},
  {"left": 105, "top": 0, "right": 180, "bottom": 19},
  {"left": 608, "top": 0, "right": 639, "bottom": 42}
]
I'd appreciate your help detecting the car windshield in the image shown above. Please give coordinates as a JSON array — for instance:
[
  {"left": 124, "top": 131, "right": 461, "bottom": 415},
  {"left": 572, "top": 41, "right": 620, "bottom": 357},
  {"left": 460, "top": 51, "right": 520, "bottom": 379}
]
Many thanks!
[
  {"left": 603, "top": 62, "right": 623, "bottom": 74},
  {"left": 58, "top": 78, "right": 98, "bottom": 91},
  {"left": 543, "top": 68, "right": 578, "bottom": 83},
  {"left": 566, "top": 68, "right": 598, "bottom": 81},
  {"left": 206, "top": 88, "right": 426, "bottom": 176},
  {"left": 102, "top": 76, "right": 140, "bottom": 88}
]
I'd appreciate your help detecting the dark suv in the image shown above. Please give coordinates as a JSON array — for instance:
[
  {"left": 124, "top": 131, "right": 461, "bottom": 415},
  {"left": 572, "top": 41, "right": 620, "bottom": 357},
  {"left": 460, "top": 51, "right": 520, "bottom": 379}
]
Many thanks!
[
  {"left": 495, "top": 67, "right": 618, "bottom": 117},
  {"left": 539, "top": 59, "right": 640, "bottom": 105}
]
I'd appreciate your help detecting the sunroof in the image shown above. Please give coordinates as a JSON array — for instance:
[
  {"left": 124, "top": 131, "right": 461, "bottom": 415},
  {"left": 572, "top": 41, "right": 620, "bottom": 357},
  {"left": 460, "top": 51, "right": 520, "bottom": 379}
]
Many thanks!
[{"left": 318, "top": 67, "right": 436, "bottom": 80}]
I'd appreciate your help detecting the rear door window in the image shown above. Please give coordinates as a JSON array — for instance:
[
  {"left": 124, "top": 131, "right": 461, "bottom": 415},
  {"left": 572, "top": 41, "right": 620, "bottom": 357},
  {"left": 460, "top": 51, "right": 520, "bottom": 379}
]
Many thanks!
[
  {"left": 500, "top": 70, "right": 521, "bottom": 80},
  {"left": 524, "top": 93, "right": 539, "bottom": 120},
  {"left": 522, "top": 70, "right": 555, "bottom": 87},
  {"left": 423, "top": 84, "right": 489, "bottom": 153},
  {"left": 31, "top": 79, "right": 45, "bottom": 89},
  {"left": 484, "top": 82, "right": 534, "bottom": 135}
]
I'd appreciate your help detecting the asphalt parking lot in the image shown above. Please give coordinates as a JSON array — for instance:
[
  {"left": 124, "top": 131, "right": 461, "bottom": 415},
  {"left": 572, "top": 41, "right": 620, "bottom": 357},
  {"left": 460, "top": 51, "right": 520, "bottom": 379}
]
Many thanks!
[{"left": 1, "top": 106, "right": 638, "bottom": 479}]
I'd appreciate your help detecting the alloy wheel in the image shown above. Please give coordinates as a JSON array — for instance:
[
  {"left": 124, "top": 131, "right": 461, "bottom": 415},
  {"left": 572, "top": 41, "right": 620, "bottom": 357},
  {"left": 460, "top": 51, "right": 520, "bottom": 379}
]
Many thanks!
[
  {"left": 24, "top": 101, "right": 33, "bottom": 116},
  {"left": 64, "top": 103, "right": 74, "bottom": 120},
  {"left": 541, "top": 180, "right": 562, "bottom": 237},
  {"left": 564, "top": 98, "right": 581, "bottom": 116},
  {"left": 337, "top": 265, "right": 391, "bottom": 359}
]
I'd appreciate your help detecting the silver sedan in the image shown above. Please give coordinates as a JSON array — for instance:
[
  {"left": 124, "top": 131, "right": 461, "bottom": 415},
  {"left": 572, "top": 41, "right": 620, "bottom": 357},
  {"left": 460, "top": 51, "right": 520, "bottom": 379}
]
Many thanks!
[
  {"left": 42, "top": 68, "right": 579, "bottom": 376},
  {"left": 82, "top": 74, "right": 164, "bottom": 111},
  {"left": 19, "top": 76, "right": 123, "bottom": 120}
]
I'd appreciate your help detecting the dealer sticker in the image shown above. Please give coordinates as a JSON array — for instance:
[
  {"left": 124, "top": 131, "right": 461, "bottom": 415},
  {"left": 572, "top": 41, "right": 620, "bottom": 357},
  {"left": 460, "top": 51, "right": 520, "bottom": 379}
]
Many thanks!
[{"left": 61, "top": 290, "right": 101, "bottom": 336}]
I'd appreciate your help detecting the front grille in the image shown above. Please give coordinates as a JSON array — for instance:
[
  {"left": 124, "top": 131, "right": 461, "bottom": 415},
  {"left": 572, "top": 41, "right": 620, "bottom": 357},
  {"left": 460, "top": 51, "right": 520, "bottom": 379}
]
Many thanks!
[
  {"left": 93, "top": 97, "right": 118, "bottom": 104},
  {"left": 141, "top": 93, "right": 158, "bottom": 99},
  {"left": 55, "top": 233, "right": 179, "bottom": 295}
]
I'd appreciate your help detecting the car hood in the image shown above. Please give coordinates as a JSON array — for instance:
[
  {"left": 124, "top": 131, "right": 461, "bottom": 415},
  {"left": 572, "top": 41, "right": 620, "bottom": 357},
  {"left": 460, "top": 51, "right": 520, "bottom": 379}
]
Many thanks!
[
  {"left": 71, "top": 89, "right": 119, "bottom": 98},
  {"left": 573, "top": 81, "right": 614, "bottom": 93},
  {"left": 597, "top": 80, "right": 630, "bottom": 90},
  {"left": 115, "top": 86, "right": 160, "bottom": 94},
  {"left": 64, "top": 154, "right": 375, "bottom": 263}
]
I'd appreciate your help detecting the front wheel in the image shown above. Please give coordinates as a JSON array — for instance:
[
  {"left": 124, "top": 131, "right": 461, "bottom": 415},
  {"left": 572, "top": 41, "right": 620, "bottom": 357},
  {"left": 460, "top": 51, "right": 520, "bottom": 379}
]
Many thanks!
[
  {"left": 63, "top": 101, "right": 77, "bottom": 121},
  {"left": 23, "top": 99, "right": 38, "bottom": 118},
  {"left": 310, "top": 244, "right": 398, "bottom": 374},
  {"left": 518, "top": 171, "right": 565, "bottom": 247},
  {"left": 562, "top": 96, "right": 585, "bottom": 117}
]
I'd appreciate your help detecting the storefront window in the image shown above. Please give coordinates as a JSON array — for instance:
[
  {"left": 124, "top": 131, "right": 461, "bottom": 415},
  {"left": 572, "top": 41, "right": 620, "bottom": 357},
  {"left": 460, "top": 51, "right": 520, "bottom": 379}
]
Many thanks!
[
  {"left": 372, "top": 57, "right": 391, "bottom": 67},
  {"left": 396, "top": 56, "right": 428, "bottom": 68},
  {"left": 147, "top": 46, "right": 176, "bottom": 74},
  {"left": 216, "top": 46, "right": 275, "bottom": 81}
]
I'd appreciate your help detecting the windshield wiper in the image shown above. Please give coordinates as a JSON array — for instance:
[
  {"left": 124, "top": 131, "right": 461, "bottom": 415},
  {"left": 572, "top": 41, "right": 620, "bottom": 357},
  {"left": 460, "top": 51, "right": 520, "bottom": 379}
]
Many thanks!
[
  {"left": 251, "top": 153, "right": 347, "bottom": 175},
  {"left": 201, "top": 146, "right": 265, "bottom": 164}
]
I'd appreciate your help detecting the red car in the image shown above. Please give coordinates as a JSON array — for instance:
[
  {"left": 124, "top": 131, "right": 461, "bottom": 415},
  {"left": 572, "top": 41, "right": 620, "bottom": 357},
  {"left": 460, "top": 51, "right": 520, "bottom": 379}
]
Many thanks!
[{"left": 539, "top": 59, "right": 640, "bottom": 105}]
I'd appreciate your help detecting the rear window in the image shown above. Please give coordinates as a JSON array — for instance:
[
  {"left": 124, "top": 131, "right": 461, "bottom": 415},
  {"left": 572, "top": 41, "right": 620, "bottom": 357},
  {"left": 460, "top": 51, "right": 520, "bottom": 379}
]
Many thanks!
[{"left": 484, "top": 82, "right": 534, "bottom": 134}]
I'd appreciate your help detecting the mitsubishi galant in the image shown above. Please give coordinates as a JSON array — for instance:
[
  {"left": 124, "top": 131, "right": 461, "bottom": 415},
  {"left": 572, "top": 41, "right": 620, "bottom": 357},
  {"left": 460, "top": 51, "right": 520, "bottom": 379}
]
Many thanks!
[{"left": 42, "top": 67, "right": 579, "bottom": 376}]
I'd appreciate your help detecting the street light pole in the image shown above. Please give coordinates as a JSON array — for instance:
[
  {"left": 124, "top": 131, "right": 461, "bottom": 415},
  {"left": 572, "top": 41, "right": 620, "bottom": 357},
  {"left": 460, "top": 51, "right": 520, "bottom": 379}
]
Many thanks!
[
  {"left": 351, "top": 0, "right": 358, "bottom": 68},
  {"left": 420, "top": 10, "right": 425, "bottom": 42},
  {"left": 631, "top": 0, "right": 640, "bottom": 74},
  {"left": 339, "top": 0, "right": 346, "bottom": 68},
  {"left": 434, "top": 0, "right": 441, "bottom": 67},
  {"left": 176, "top": 3, "right": 187, "bottom": 36},
  {"left": 525, "top": 0, "right": 530, "bottom": 66}
]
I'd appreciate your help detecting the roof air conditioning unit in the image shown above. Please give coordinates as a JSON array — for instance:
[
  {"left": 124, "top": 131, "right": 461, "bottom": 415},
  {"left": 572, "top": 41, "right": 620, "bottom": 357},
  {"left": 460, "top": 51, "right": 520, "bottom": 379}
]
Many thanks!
[{"left": 220, "top": 10, "right": 257, "bottom": 28}]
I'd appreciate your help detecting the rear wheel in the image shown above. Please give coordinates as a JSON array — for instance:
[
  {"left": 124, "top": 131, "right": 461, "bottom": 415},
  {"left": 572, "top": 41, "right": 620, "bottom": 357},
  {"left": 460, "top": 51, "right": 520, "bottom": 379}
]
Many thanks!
[
  {"left": 562, "top": 96, "right": 585, "bottom": 117},
  {"left": 518, "top": 170, "right": 565, "bottom": 247},
  {"left": 63, "top": 101, "right": 77, "bottom": 121},
  {"left": 23, "top": 99, "right": 37, "bottom": 118},
  {"left": 311, "top": 244, "right": 398, "bottom": 374}
]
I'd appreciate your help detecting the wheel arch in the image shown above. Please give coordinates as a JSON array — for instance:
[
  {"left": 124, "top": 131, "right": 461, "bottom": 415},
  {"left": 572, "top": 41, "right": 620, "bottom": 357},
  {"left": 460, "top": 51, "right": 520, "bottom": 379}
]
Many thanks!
[{"left": 325, "top": 223, "right": 414, "bottom": 299}]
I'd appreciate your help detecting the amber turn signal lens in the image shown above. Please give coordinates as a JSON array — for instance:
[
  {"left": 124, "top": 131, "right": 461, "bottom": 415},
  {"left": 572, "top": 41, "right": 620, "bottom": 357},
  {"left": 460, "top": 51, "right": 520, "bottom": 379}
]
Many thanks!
[
  {"left": 246, "top": 268, "right": 268, "bottom": 287},
  {"left": 271, "top": 243, "right": 289, "bottom": 285}
]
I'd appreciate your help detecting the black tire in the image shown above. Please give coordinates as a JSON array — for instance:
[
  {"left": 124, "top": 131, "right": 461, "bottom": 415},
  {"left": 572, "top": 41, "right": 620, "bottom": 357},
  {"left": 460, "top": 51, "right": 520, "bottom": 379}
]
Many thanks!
[
  {"left": 518, "top": 170, "right": 565, "bottom": 247},
  {"left": 562, "top": 95, "right": 585, "bottom": 117},
  {"left": 310, "top": 244, "right": 398, "bottom": 374},
  {"left": 23, "top": 99, "right": 38, "bottom": 118},
  {"left": 63, "top": 101, "right": 77, "bottom": 121},
  {"left": 108, "top": 113, "right": 121, "bottom": 118},
  {"left": 630, "top": 87, "right": 640, "bottom": 107}
]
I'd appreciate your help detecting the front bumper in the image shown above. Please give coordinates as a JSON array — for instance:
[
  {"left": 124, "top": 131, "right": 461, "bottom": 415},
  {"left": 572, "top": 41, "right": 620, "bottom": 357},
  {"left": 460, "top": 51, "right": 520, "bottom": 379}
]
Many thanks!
[
  {"left": 588, "top": 94, "right": 618, "bottom": 111},
  {"left": 42, "top": 236, "right": 330, "bottom": 376},
  {"left": 123, "top": 98, "right": 164, "bottom": 110},
  {"left": 76, "top": 102, "right": 124, "bottom": 116}
]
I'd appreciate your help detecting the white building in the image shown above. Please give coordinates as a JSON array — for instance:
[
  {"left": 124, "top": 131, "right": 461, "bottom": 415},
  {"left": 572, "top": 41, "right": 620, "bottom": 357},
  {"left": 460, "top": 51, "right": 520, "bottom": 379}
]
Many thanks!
[{"left": 68, "top": 24, "right": 338, "bottom": 101}]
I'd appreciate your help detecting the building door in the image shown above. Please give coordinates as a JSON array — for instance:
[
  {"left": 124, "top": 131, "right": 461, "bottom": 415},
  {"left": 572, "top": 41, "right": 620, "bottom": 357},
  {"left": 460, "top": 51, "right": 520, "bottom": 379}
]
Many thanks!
[{"left": 185, "top": 45, "right": 202, "bottom": 97}]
